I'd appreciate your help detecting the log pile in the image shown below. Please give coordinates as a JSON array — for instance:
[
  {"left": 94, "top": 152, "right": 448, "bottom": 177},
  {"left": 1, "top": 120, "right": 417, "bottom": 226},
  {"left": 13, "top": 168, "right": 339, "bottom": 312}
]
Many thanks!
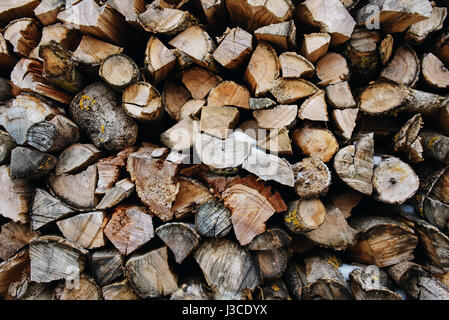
[{"left": 0, "top": 0, "right": 449, "bottom": 301}]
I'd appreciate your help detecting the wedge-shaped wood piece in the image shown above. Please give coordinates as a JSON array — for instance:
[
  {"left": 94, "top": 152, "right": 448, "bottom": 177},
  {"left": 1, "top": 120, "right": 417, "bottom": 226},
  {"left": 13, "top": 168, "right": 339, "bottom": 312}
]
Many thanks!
[
  {"left": 99, "top": 54, "right": 140, "bottom": 92},
  {"left": 348, "top": 216, "right": 418, "bottom": 268},
  {"left": 9, "top": 147, "right": 55, "bottom": 181},
  {"left": 122, "top": 82, "right": 163, "bottom": 122},
  {"left": 213, "top": 27, "right": 253, "bottom": 70},
  {"left": 393, "top": 114, "right": 423, "bottom": 153},
  {"left": 254, "top": 20, "right": 296, "bottom": 51},
  {"left": 225, "top": 0, "right": 294, "bottom": 32},
  {"left": 194, "top": 239, "right": 261, "bottom": 299},
  {"left": 298, "top": 91, "right": 328, "bottom": 121},
  {"left": 280, "top": 52, "right": 314, "bottom": 79},
  {"left": 106, "top": 0, "right": 146, "bottom": 29},
  {"left": 193, "top": 0, "right": 226, "bottom": 32},
  {"left": 0, "top": 249, "right": 30, "bottom": 296},
  {"left": 325, "top": 81, "right": 356, "bottom": 109},
  {"left": 138, "top": 5, "right": 197, "bottom": 35},
  {"left": 89, "top": 248, "right": 123, "bottom": 287},
  {"left": 178, "top": 99, "right": 205, "bottom": 121},
  {"left": 34, "top": 0, "right": 65, "bottom": 25},
  {"left": 58, "top": 273, "right": 101, "bottom": 300},
  {"left": 349, "top": 266, "right": 401, "bottom": 300},
  {"left": 104, "top": 205, "right": 154, "bottom": 255},
  {"left": 169, "top": 25, "right": 216, "bottom": 71},
  {"left": 405, "top": 7, "right": 447, "bottom": 44},
  {"left": 0, "top": 222, "right": 37, "bottom": 260},
  {"left": 30, "top": 235, "right": 88, "bottom": 283},
  {"left": 246, "top": 228, "right": 291, "bottom": 251},
  {"left": 207, "top": 81, "right": 250, "bottom": 109},
  {"left": 316, "top": 53, "right": 350, "bottom": 86},
  {"left": 48, "top": 164, "right": 98, "bottom": 210},
  {"left": 172, "top": 176, "right": 212, "bottom": 220},
  {"left": 182, "top": 67, "right": 220, "bottom": 100},
  {"left": 257, "top": 128, "right": 292, "bottom": 157},
  {"left": 102, "top": 279, "right": 139, "bottom": 300},
  {"left": 163, "top": 79, "right": 192, "bottom": 121},
  {"left": 253, "top": 105, "right": 297, "bottom": 129},
  {"left": 0, "top": 0, "right": 40, "bottom": 24},
  {"left": 334, "top": 133, "right": 374, "bottom": 195},
  {"left": 329, "top": 190, "right": 364, "bottom": 219},
  {"left": 379, "top": 34, "right": 394, "bottom": 65},
  {"left": 356, "top": 0, "right": 432, "bottom": 33},
  {"left": 196, "top": 199, "right": 232, "bottom": 238},
  {"left": 300, "top": 32, "right": 330, "bottom": 63},
  {"left": 0, "top": 130, "right": 15, "bottom": 165},
  {"left": 125, "top": 246, "right": 178, "bottom": 299},
  {"left": 96, "top": 178, "right": 135, "bottom": 210},
  {"left": 269, "top": 78, "right": 318, "bottom": 104},
  {"left": 284, "top": 199, "right": 326, "bottom": 233},
  {"left": 161, "top": 118, "right": 200, "bottom": 152},
  {"left": 292, "top": 157, "right": 332, "bottom": 199},
  {"left": 333, "top": 108, "right": 359, "bottom": 140},
  {"left": 57, "top": 211, "right": 106, "bottom": 249},
  {"left": 144, "top": 36, "right": 176, "bottom": 85},
  {"left": 3, "top": 18, "right": 41, "bottom": 57},
  {"left": 244, "top": 42, "right": 279, "bottom": 97},
  {"left": 380, "top": 45, "right": 420, "bottom": 87},
  {"left": 31, "top": 188, "right": 74, "bottom": 230},
  {"left": 296, "top": 0, "right": 355, "bottom": 46},
  {"left": 156, "top": 223, "right": 200, "bottom": 264},
  {"left": 200, "top": 106, "right": 239, "bottom": 139},
  {"left": 293, "top": 127, "right": 339, "bottom": 163},
  {"left": 0, "top": 165, "right": 32, "bottom": 223},
  {"left": 422, "top": 53, "right": 449, "bottom": 90},
  {"left": 55, "top": 144, "right": 101, "bottom": 176}
]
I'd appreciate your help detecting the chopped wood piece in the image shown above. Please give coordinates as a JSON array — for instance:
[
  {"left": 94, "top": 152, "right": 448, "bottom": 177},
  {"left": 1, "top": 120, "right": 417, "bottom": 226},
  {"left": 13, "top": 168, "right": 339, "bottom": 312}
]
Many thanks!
[
  {"left": 57, "top": 211, "right": 106, "bottom": 249},
  {"left": 303, "top": 203, "right": 356, "bottom": 250},
  {"left": 0, "top": 222, "right": 37, "bottom": 260},
  {"left": 0, "top": 0, "right": 40, "bottom": 24},
  {"left": 325, "top": 81, "right": 356, "bottom": 109},
  {"left": 246, "top": 227, "right": 291, "bottom": 251},
  {"left": 349, "top": 266, "right": 401, "bottom": 300},
  {"left": 3, "top": 18, "right": 41, "bottom": 57},
  {"left": 254, "top": 20, "right": 296, "bottom": 51},
  {"left": 70, "top": 82, "right": 138, "bottom": 151},
  {"left": 346, "top": 29, "right": 381, "bottom": 82},
  {"left": 430, "top": 170, "right": 449, "bottom": 205},
  {"left": 296, "top": 0, "right": 355, "bottom": 46},
  {"left": 182, "top": 67, "right": 220, "bottom": 100},
  {"left": 48, "top": 164, "right": 98, "bottom": 210},
  {"left": 298, "top": 91, "right": 328, "bottom": 121},
  {"left": 31, "top": 188, "right": 74, "bottom": 231},
  {"left": 257, "top": 128, "right": 292, "bottom": 156},
  {"left": 0, "top": 130, "right": 15, "bottom": 165},
  {"left": 213, "top": 27, "right": 253, "bottom": 70},
  {"left": 244, "top": 42, "right": 279, "bottom": 97},
  {"left": 422, "top": 53, "right": 449, "bottom": 90},
  {"left": 316, "top": 53, "right": 349, "bottom": 86},
  {"left": 192, "top": 0, "right": 226, "bottom": 33},
  {"left": 334, "top": 133, "right": 374, "bottom": 195},
  {"left": 122, "top": 82, "right": 163, "bottom": 122},
  {"left": 393, "top": 114, "right": 423, "bottom": 153},
  {"left": 39, "top": 41, "right": 84, "bottom": 94},
  {"left": 57, "top": 0, "right": 131, "bottom": 46},
  {"left": 200, "top": 106, "right": 239, "bottom": 139},
  {"left": 125, "top": 246, "right": 178, "bottom": 298},
  {"left": 293, "top": 127, "right": 339, "bottom": 163},
  {"left": 405, "top": 7, "right": 447, "bottom": 44},
  {"left": 30, "top": 235, "right": 88, "bottom": 283},
  {"left": 26, "top": 115, "right": 80, "bottom": 153},
  {"left": 58, "top": 273, "right": 101, "bottom": 300},
  {"left": 279, "top": 52, "right": 314, "bottom": 79},
  {"left": 329, "top": 190, "right": 364, "bottom": 219},
  {"left": 106, "top": 0, "right": 146, "bottom": 28},
  {"left": 348, "top": 215, "right": 418, "bottom": 268},
  {"left": 10, "top": 59, "right": 72, "bottom": 104},
  {"left": 355, "top": 0, "right": 432, "bottom": 33},
  {"left": 207, "top": 81, "right": 250, "bottom": 109},
  {"left": 403, "top": 137, "right": 424, "bottom": 164},
  {"left": 96, "top": 178, "right": 135, "bottom": 210},
  {"left": 127, "top": 146, "right": 181, "bottom": 222},
  {"left": 333, "top": 108, "right": 359, "bottom": 140},
  {"left": 300, "top": 32, "right": 330, "bottom": 63},
  {"left": 138, "top": 5, "right": 197, "bottom": 35},
  {"left": 34, "top": 0, "right": 65, "bottom": 25},
  {"left": 284, "top": 199, "right": 326, "bottom": 233},
  {"left": 9, "top": 147, "right": 56, "bottom": 180},
  {"left": 253, "top": 248, "right": 291, "bottom": 280},
  {"left": 291, "top": 157, "right": 332, "bottom": 198},
  {"left": 196, "top": 199, "right": 232, "bottom": 238},
  {"left": 8, "top": 273, "right": 59, "bottom": 300},
  {"left": 256, "top": 279, "right": 291, "bottom": 300},
  {"left": 99, "top": 54, "right": 140, "bottom": 92},
  {"left": 178, "top": 99, "right": 205, "bottom": 121},
  {"left": 169, "top": 25, "right": 217, "bottom": 71},
  {"left": 89, "top": 248, "right": 123, "bottom": 287},
  {"left": 156, "top": 222, "right": 200, "bottom": 264},
  {"left": 0, "top": 249, "right": 30, "bottom": 297},
  {"left": 144, "top": 36, "right": 176, "bottom": 85},
  {"left": 161, "top": 118, "right": 199, "bottom": 151},
  {"left": 253, "top": 104, "right": 297, "bottom": 129},
  {"left": 104, "top": 204, "right": 154, "bottom": 256},
  {"left": 225, "top": 0, "right": 294, "bottom": 32},
  {"left": 0, "top": 166, "right": 32, "bottom": 223},
  {"left": 194, "top": 239, "right": 261, "bottom": 299},
  {"left": 358, "top": 81, "right": 407, "bottom": 116},
  {"left": 380, "top": 45, "right": 420, "bottom": 87},
  {"left": 55, "top": 143, "right": 101, "bottom": 176},
  {"left": 269, "top": 78, "right": 318, "bottom": 104},
  {"left": 172, "top": 176, "right": 212, "bottom": 220},
  {"left": 102, "top": 279, "right": 139, "bottom": 300},
  {"left": 379, "top": 34, "right": 394, "bottom": 65},
  {"left": 163, "top": 80, "right": 192, "bottom": 121},
  {"left": 170, "top": 282, "right": 212, "bottom": 300}
]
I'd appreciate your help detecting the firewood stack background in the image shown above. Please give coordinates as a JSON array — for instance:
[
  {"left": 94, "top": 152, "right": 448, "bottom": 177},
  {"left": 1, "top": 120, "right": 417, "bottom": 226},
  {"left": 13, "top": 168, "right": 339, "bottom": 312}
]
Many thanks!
[{"left": 0, "top": 0, "right": 449, "bottom": 301}]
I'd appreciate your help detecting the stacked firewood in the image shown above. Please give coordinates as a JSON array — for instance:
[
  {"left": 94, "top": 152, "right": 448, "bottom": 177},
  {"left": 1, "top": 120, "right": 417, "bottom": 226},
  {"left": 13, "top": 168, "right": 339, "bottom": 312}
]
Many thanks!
[{"left": 1, "top": 0, "right": 449, "bottom": 301}]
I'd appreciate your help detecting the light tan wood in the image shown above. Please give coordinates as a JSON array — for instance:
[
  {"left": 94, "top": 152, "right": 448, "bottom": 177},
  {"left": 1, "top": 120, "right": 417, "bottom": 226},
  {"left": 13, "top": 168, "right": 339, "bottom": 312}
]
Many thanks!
[
  {"left": 253, "top": 105, "right": 298, "bottom": 129},
  {"left": 144, "top": 36, "right": 176, "bottom": 84},
  {"left": 270, "top": 78, "right": 318, "bottom": 104},
  {"left": 182, "top": 66, "right": 221, "bottom": 100},
  {"left": 380, "top": 45, "right": 420, "bottom": 87},
  {"left": 122, "top": 82, "right": 163, "bottom": 122},
  {"left": 422, "top": 53, "right": 449, "bottom": 89},
  {"left": 316, "top": 53, "right": 350, "bottom": 86},
  {"left": 293, "top": 127, "right": 339, "bottom": 163},
  {"left": 279, "top": 52, "right": 315, "bottom": 79},
  {"left": 298, "top": 91, "right": 328, "bottom": 122},
  {"left": 0, "top": 166, "right": 32, "bottom": 223},
  {"left": 213, "top": 27, "right": 253, "bottom": 70},
  {"left": 254, "top": 20, "right": 297, "bottom": 51},
  {"left": 200, "top": 106, "right": 239, "bottom": 139},
  {"left": 207, "top": 81, "right": 250, "bottom": 109},
  {"left": 300, "top": 32, "right": 330, "bottom": 63}
]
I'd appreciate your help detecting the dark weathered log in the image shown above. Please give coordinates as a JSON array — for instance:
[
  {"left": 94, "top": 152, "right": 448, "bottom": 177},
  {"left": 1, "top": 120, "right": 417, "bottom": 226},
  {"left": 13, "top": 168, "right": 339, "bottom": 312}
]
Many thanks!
[
  {"left": 31, "top": 188, "right": 74, "bottom": 230},
  {"left": 0, "top": 249, "right": 30, "bottom": 297},
  {"left": 0, "top": 130, "right": 15, "bottom": 165},
  {"left": 393, "top": 114, "right": 423, "bottom": 153},
  {"left": 89, "top": 248, "right": 124, "bottom": 287},
  {"left": 102, "top": 279, "right": 139, "bottom": 300},
  {"left": 420, "top": 130, "right": 449, "bottom": 164},
  {"left": 291, "top": 157, "right": 331, "bottom": 199},
  {"left": 349, "top": 266, "right": 401, "bottom": 300},
  {"left": 246, "top": 228, "right": 291, "bottom": 251},
  {"left": 253, "top": 248, "right": 292, "bottom": 281},
  {"left": 0, "top": 222, "right": 37, "bottom": 261},
  {"left": 0, "top": 0, "right": 40, "bottom": 24},
  {"left": 9, "top": 147, "right": 56, "bottom": 180},
  {"left": 195, "top": 199, "right": 232, "bottom": 238}
]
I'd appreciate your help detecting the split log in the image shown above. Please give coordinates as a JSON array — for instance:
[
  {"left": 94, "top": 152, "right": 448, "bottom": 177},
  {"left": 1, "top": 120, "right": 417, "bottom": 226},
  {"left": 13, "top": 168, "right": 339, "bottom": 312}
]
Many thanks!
[
  {"left": 225, "top": 0, "right": 294, "bottom": 32},
  {"left": 253, "top": 105, "right": 297, "bottom": 129},
  {"left": 0, "top": 165, "right": 33, "bottom": 223},
  {"left": 348, "top": 215, "right": 418, "bottom": 268},
  {"left": 34, "top": 0, "right": 65, "bottom": 25},
  {"left": 9, "top": 147, "right": 56, "bottom": 180},
  {"left": 58, "top": 273, "right": 101, "bottom": 300},
  {"left": 194, "top": 239, "right": 261, "bottom": 299},
  {"left": 96, "top": 178, "right": 135, "bottom": 210},
  {"left": 106, "top": 0, "right": 146, "bottom": 29},
  {"left": 349, "top": 266, "right": 401, "bottom": 300},
  {"left": 329, "top": 190, "right": 364, "bottom": 219},
  {"left": 55, "top": 143, "right": 102, "bottom": 176},
  {"left": 125, "top": 246, "right": 178, "bottom": 299},
  {"left": 403, "top": 137, "right": 424, "bottom": 164},
  {"left": 244, "top": 42, "right": 279, "bottom": 97},
  {"left": 104, "top": 205, "right": 154, "bottom": 256},
  {"left": 88, "top": 248, "right": 124, "bottom": 287},
  {"left": 346, "top": 29, "right": 381, "bottom": 82},
  {"left": 253, "top": 248, "right": 291, "bottom": 280},
  {"left": 182, "top": 67, "right": 221, "bottom": 101},
  {"left": 207, "top": 81, "right": 250, "bottom": 109},
  {"left": 325, "top": 81, "right": 356, "bottom": 109},
  {"left": 300, "top": 33, "right": 330, "bottom": 63},
  {"left": 0, "top": 33, "right": 17, "bottom": 74},
  {"left": 291, "top": 157, "right": 332, "bottom": 199},
  {"left": 420, "top": 130, "right": 449, "bottom": 164},
  {"left": 293, "top": 127, "right": 339, "bottom": 163},
  {"left": 29, "top": 235, "right": 88, "bottom": 283},
  {"left": 393, "top": 114, "right": 423, "bottom": 153},
  {"left": 255, "top": 279, "right": 291, "bottom": 300},
  {"left": 422, "top": 53, "right": 449, "bottom": 90},
  {"left": 57, "top": 211, "right": 106, "bottom": 249},
  {"left": 283, "top": 260, "right": 307, "bottom": 300},
  {"left": 298, "top": 91, "right": 328, "bottom": 122},
  {"left": 31, "top": 188, "right": 74, "bottom": 231},
  {"left": 380, "top": 45, "right": 420, "bottom": 87},
  {"left": 405, "top": 7, "right": 447, "bottom": 44},
  {"left": 196, "top": 199, "right": 232, "bottom": 238},
  {"left": 3, "top": 18, "right": 41, "bottom": 57},
  {"left": 257, "top": 128, "right": 292, "bottom": 156},
  {"left": 279, "top": 52, "right": 314, "bottom": 79},
  {"left": 48, "top": 164, "right": 98, "bottom": 210},
  {"left": 26, "top": 115, "right": 80, "bottom": 153},
  {"left": 254, "top": 20, "right": 296, "bottom": 51},
  {"left": 0, "top": 130, "right": 15, "bottom": 165},
  {"left": 357, "top": 82, "right": 405, "bottom": 116},
  {"left": 200, "top": 106, "right": 239, "bottom": 139},
  {"left": 192, "top": 0, "right": 226, "bottom": 33},
  {"left": 0, "top": 222, "right": 37, "bottom": 260},
  {"left": 333, "top": 108, "right": 359, "bottom": 140},
  {"left": 162, "top": 80, "right": 192, "bottom": 121},
  {"left": 138, "top": 5, "right": 197, "bottom": 35},
  {"left": 178, "top": 99, "right": 205, "bottom": 121},
  {"left": 155, "top": 222, "right": 200, "bottom": 264},
  {"left": 102, "top": 279, "right": 139, "bottom": 300},
  {"left": 246, "top": 228, "right": 291, "bottom": 251},
  {"left": 296, "top": 0, "right": 356, "bottom": 46},
  {"left": 144, "top": 36, "right": 176, "bottom": 85},
  {"left": 7, "top": 274, "right": 58, "bottom": 300},
  {"left": 213, "top": 27, "right": 253, "bottom": 70},
  {"left": 69, "top": 82, "right": 138, "bottom": 151},
  {"left": 99, "top": 54, "right": 140, "bottom": 92},
  {"left": 379, "top": 34, "right": 394, "bottom": 66},
  {"left": 122, "top": 82, "right": 163, "bottom": 122},
  {"left": 315, "top": 53, "right": 350, "bottom": 86},
  {"left": 284, "top": 199, "right": 326, "bottom": 233},
  {"left": 172, "top": 176, "right": 212, "bottom": 220},
  {"left": 170, "top": 281, "right": 211, "bottom": 300},
  {"left": 0, "top": 250, "right": 30, "bottom": 297},
  {"left": 0, "top": 0, "right": 40, "bottom": 24},
  {"left": 355, "top": 0, "right": 433, "bottom": 33},
  {"left": 269, "top": 78, "right": 318, "bottom": 104}
]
